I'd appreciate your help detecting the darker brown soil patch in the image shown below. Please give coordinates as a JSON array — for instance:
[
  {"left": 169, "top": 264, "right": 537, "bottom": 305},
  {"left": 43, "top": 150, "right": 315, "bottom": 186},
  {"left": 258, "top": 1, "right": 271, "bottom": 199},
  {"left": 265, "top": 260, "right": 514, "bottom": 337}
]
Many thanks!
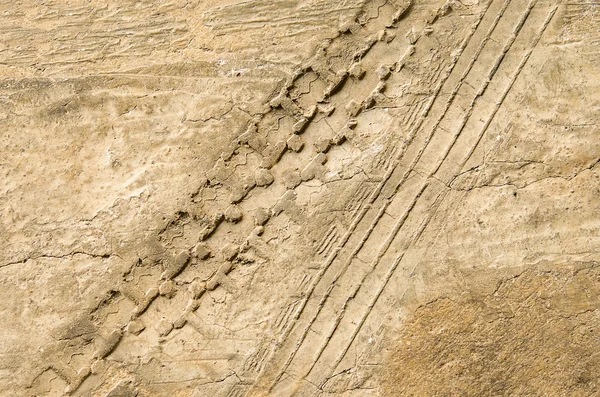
[{"left": 383, "top": 263, "right": 600, "bottom": 396}]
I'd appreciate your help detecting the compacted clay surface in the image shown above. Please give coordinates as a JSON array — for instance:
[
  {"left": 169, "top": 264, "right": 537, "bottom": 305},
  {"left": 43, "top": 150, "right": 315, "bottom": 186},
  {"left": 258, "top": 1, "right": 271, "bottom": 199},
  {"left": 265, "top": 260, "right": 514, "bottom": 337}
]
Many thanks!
[{"left": 1, "top": 0, "right": 599, "bottom": 396}]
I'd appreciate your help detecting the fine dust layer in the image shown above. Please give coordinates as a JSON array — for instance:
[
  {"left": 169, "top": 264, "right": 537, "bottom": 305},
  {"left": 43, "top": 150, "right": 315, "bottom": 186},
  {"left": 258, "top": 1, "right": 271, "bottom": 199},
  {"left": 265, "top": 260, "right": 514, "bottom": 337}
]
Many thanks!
[{"left": 1, "top": 0, "right": 599, "bottom": 396}]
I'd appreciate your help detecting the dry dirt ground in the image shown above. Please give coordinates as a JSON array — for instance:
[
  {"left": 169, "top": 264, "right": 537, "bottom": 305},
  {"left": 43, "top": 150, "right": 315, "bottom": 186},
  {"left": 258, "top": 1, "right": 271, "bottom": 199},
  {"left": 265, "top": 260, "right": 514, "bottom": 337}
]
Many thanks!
[{"left": 1, "top": 0, "right": 599, "bottom": 396}]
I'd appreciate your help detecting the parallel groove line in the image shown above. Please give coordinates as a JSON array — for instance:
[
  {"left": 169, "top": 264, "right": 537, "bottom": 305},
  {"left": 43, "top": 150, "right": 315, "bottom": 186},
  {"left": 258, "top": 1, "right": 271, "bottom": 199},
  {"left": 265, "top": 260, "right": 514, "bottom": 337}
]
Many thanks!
[
  {"left": 284, "top": 0, "right": 513, "bottom": 379},
  {"left": 317, "top": 4, "right": 559, "bottom": 389},
  {"left": 256, "top": 0, "right": 499, "bottom": 391}
]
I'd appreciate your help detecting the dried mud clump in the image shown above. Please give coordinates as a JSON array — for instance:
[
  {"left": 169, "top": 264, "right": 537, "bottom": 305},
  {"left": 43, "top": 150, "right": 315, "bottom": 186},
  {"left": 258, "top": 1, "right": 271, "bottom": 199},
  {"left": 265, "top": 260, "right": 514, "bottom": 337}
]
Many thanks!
[{"left": 383, "top": 263, "right": 600, "bottom": 396}]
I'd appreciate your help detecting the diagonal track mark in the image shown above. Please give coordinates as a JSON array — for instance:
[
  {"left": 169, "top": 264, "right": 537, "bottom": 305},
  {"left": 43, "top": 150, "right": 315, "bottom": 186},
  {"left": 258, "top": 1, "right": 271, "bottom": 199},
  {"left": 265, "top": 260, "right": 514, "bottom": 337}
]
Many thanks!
[
  {"left": 317, "top": 4, "right": 560, "bottom": 388},
  {"left": 258, "top": 0, "right": 501, "bottom": 391}
]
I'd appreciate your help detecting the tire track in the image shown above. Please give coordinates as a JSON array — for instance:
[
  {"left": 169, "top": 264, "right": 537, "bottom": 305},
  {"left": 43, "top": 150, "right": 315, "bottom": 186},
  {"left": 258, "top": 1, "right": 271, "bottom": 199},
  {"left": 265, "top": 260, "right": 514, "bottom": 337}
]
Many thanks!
[{"left": 29, "top": 1, "right": 412, "bottom": 396}]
